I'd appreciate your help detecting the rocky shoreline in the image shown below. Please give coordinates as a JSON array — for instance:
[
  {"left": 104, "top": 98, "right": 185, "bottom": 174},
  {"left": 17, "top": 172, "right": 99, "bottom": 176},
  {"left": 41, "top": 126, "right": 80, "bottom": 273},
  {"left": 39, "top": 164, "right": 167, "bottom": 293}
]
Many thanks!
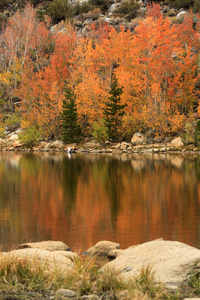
[
  {"left": 0, "top": 129, "right": 200, "bottom": 155},
  {"left": 1, "top": 239, "right": 200, "bottom": 299}
]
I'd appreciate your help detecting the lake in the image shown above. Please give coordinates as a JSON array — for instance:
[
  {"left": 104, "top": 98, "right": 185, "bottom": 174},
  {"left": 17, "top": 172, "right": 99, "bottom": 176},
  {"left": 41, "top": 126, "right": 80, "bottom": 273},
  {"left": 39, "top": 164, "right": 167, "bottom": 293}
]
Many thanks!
[{"left": 0, "top": 152, "right": 200, "bottom": 252}]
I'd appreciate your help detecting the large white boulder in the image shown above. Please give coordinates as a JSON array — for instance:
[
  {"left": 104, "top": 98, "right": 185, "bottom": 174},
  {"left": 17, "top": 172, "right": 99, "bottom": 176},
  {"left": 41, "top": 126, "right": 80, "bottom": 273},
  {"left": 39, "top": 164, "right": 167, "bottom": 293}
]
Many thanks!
[{"left": 102, "top": 239, "right": 200, "bottom": 290}]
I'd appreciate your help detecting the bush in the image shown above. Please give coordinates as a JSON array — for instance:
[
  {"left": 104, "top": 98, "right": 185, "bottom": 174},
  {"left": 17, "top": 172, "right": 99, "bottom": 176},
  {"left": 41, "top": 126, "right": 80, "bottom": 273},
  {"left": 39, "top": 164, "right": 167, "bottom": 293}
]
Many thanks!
[
  {"left": 193, "top": 0, "right": 200, "bottom": 12},
  {"left": 18, "top": 126, "right": 41, "bottom": 148},
  {"left": 47, "top": 0, "right": 72, "bottom": 24},
  {"left": 73, "top": 1, "right": 93, "bottom": 16},
  {"left": 120, "top": 114, "right": 136, "bottom": 140},
  {"left": 92, "top": 119, "right": 109, "bottom": 144},
  {"left": 115, "top": 0, "right": 140, "bottom": 20},
  {"left": 195, "top": 120, "right": 200, "bottom": 145},
  {"left": 5, "top": 113, "right": 21, "bottom": 131},
  {"left": 166, "top": 0, "right": 194, "bottom": 9},
  {"left": 90, "top": 0, "right": 109, "bottom": 11}
]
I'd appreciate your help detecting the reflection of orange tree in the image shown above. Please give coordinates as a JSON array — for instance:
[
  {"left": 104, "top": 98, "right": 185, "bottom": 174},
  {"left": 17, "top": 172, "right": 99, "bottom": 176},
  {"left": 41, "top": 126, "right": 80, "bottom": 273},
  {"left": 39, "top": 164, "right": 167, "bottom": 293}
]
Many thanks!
[{"left": 2, "top": 154, "right": 200, "bottom": 250}]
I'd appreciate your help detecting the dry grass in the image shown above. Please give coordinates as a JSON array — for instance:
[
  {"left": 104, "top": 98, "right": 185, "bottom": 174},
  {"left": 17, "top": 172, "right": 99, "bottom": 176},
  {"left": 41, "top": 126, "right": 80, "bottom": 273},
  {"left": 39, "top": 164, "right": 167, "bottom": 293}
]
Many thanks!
[{"left": 0, "top": 252, "right": 199, "bottom": 299}]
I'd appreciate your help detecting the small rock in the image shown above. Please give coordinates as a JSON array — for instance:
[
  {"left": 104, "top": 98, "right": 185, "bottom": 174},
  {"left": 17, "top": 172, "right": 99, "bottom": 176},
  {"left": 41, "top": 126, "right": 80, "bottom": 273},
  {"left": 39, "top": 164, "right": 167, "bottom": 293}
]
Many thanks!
[
  {"left": 82, "top": 295, "right": 100, "bottom": 299},
  {"left": 107, "top": 249, "right": 123, "bottom": 260},
  {"left": 131, "top": 133, "right": 147, "bottom": 145},
  {"left": 38, "top": 141, "right": 48, "bottom": 149},
  {"left": 120, "top": 142, "right": 130, "bottom": 150},
  {"left": 176, "top": 10, "right": 187, "bottom": 20},
  {"left": 16, "top": 240, "right": 71, "bottom": 251},
  {"left": 84, "top": 241, "right": 120, "bottom": 256},
  {"left": 8, "top": 134, "right": 18, "bottom": 141},
  {"left": 170, "top": 137, "right": 184, "bottom": 148},
  {"left": 13, "top": 140, "right": 22, "bottom": 148},
  {"left": 116, "top": 290, "right": 129, "bottom": 300},
  {"left": 111, "top": 143, "right": 121, "bottom": 149},
  {"left": 49, "top": 141, "right": 64, "bottom": 149},
  {"left": 57, "top": 289, "right": 78, "bottom": 298}
]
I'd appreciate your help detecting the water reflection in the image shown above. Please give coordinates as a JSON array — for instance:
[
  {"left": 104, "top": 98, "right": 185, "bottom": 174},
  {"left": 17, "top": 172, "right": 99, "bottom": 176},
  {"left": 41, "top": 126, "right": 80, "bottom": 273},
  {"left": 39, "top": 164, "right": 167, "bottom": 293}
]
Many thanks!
[{"left": 0, "top": 152, "right": 200, "bottom": 251}]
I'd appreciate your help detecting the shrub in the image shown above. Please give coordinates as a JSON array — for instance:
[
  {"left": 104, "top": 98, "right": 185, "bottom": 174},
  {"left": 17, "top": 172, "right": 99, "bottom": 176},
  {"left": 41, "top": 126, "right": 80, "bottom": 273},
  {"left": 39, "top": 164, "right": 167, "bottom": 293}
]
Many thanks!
[
  {"left": 193, "top": 0, "right": 200, "bottom": 12},
  {"left": 92, "top": 119, "right": 109, "bottom": 144},
  {"left": 195, "top": 120, "right": 200, "bottom": 145},
  {"left": 166, "top": 0, "right": 194, "bottom": 9},
  {"left": 18, "top": 126, "right": 41, "bottom": 148},
  {"left": 121, "top": 114, "right": 137, "bottom": 140},
  {"left": 90, "top": 0, "right": 109, "bottom": 11},
  {"left": 5, "top": 113, "right": 21, "bottom": 131},
  {"left": 73, "top": 1, "right": 93, "bottom": 16},
  {"left": 115, "top": 0, "right": 140, "bottom": 20},
  {"left": 47, "top": 0, "right": 72, "bottom": 24}
]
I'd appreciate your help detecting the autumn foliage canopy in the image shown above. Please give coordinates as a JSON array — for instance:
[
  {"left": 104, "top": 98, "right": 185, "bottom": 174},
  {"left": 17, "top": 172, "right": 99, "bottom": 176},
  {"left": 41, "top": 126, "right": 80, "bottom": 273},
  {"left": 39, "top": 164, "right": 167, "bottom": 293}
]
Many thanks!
[{"left": 0, "top": 3, "right": 200, "bottom": 141}]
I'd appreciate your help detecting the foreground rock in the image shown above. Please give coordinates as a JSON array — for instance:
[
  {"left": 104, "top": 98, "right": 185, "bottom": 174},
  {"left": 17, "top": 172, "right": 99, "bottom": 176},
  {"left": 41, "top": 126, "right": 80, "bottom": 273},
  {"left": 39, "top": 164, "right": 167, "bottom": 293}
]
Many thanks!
[
  {"left": 84, "top": 241, "right": 120, "bottom": 256},
  {"left": 16, "top": 240, "right": 71, "bottom": 251},
  {"left": 1, "top": 248, "right": 73, "bottom": 273},
  {"left": 102, "top": 239, "right": 200, "bottom": 290}
]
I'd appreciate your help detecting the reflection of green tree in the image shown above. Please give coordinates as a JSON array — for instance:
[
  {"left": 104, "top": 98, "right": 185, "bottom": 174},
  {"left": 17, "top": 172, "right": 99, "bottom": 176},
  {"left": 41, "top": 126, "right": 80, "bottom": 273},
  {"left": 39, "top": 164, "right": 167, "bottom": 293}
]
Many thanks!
[
  {"left": 93, "top": 158, "right": 125, "bottom": 227},
  {"left": 62, "top": 156, "right": 83, "bottom": 214}
]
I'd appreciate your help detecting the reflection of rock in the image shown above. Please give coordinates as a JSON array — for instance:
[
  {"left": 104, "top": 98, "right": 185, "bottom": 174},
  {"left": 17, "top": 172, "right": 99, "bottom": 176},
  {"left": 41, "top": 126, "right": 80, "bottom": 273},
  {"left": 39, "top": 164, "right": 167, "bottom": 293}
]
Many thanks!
[
  {"left": 170, "top": 156, "right": 184, "bottom": 168},
  {"left": 131, "top": 159, "right": 144, "bottom": 171},
  {"left": 84, "top": 241, "right": 120, "bottom": 256},
  {"left": 9, "top": 154, "right": 22, "bottom": 167},
  {"left": 131, "top": 133, "right": 147, "bottom": 145},
  {"left": 16, "top": 240, "right": 71, "bottom": 252},
  {"left": 170, "top": 137, "right": 184, "bottom": 148},
  {"left": 102, "top": 239, "right": 200, "bottom": 291}
]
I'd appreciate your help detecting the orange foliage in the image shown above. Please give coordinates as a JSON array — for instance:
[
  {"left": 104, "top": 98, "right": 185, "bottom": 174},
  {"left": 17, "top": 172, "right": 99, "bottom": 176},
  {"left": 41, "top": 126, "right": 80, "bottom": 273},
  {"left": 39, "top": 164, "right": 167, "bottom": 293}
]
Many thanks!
[{"left": 1, "top": 4, "right": 199, "bottom": 138}]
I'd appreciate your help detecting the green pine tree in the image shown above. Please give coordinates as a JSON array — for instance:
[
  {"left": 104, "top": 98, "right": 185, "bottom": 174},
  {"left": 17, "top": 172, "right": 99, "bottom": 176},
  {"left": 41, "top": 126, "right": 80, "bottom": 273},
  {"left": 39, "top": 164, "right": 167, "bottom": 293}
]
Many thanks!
[
  {"left": 60, "top": 88, "right": 81, "bottom": 143},
  {"left": 104, "top": 77, "right": 126, "bottom": 141}
]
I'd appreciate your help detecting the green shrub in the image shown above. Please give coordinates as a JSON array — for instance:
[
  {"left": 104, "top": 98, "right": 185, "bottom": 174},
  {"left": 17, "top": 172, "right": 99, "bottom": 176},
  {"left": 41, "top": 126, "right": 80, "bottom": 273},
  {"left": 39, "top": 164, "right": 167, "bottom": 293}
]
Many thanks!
[
  {"left": 73, "top": 1, "right": 93, "bottom": 16},
  {"left": 166, "top": 0, "right": 194, "bottom": 9},
  {"left": 195, "top": 120, "right": 200, "bottom": 145},
  {"left": 193, "top": 0, "right": 200, "bottom": 12},
  {"left": 18, "top": 126, "right": 41, "bottom": 148},
  {"left": 47, "top": 0, "right": 72, "bottom": 23},
  {"left": 90, "top": 0, "right": 109, "bottom": 11},
  {"left": 5, "top": 113, "right": 21, "bottom": 131},
  {"left": 183, "top": 121, "right": 195, "bottom": 144},
  {"left": 115, "top": 0, "right": 140, "bottom": 20},
  {"left": 92, "top": 119, "right": 109, "bottom": 144}
]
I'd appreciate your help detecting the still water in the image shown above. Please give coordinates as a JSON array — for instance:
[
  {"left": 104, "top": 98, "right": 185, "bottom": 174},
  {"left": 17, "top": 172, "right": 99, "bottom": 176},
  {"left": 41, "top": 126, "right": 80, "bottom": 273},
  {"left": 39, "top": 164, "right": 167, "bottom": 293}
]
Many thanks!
[{"left": 0, "top": 152, "right": 200, "bottom": 252}]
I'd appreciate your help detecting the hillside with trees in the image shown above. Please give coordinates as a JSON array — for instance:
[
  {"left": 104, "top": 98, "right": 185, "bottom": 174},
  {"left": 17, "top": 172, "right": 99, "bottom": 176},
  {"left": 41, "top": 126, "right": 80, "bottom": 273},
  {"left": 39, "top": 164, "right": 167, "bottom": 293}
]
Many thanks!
[{"left": 0, "top": 1, "right": 199, "bottom": 145}]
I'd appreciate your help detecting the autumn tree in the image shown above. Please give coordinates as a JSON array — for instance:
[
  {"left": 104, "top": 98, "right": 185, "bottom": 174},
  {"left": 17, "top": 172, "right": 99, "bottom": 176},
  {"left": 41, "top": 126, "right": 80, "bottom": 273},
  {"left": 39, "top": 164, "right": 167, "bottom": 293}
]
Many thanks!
[
  {"left": 104, "top": 77, "right": 126, "bottom": 141},
  {"left": 61, "top": 88, "right": 81, "bottom": 143}
]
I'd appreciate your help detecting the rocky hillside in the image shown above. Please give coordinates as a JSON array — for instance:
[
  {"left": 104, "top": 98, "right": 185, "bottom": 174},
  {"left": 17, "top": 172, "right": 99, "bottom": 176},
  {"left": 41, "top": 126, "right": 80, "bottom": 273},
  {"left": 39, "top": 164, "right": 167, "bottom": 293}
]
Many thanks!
[{"left": 0, "top": 0, "right": 199, "bottom": 32}]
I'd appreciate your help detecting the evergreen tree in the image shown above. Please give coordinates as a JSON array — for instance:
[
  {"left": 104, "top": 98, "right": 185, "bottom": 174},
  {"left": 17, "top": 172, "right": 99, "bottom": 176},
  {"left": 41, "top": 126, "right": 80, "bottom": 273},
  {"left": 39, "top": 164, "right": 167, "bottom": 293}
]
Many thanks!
[
  {"left": 60, "top": 88, "right": 81, "bottom": 143},
  {"left": 104, "top": 77, "right": 126, "bottom": 141}
]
